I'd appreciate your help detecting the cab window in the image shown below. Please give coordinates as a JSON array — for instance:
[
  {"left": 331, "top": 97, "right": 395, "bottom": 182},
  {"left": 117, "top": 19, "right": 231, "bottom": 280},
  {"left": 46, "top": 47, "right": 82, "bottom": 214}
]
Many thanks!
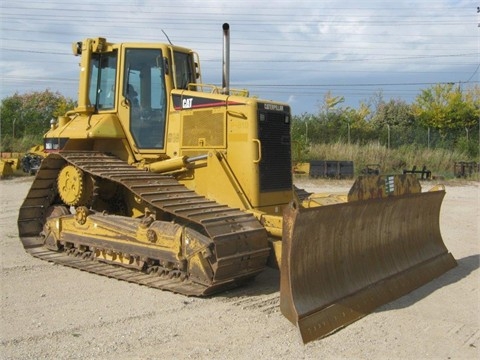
[
  {"left": 174, "top": 51, "right": 195, "bottom": 89},
  {"left": 89, "top": 50, "right": 117, "bottom": 110},
  {"left": 124, "top": 48, "right": 167, "bottom": 149}
]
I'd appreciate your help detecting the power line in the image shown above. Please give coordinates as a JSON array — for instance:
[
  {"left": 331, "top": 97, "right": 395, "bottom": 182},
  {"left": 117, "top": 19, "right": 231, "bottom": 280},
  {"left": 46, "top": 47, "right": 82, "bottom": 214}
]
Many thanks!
[
  {"left": 3, "top": 1, "right": 475, "bottom": 14},
  {"left": 465, "top": 63, "right": 480, "bottom": 83},
  {"left": 1, "top": 15, "right": 470, "bottom": 28},
  {"left": 1, "top": 0, "right": 476, "bottom": 113}
]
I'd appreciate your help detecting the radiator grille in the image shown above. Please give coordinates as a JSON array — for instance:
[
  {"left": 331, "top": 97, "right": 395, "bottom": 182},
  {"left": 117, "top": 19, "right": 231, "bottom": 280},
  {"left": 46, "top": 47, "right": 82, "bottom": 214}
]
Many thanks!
[{"left": 257, "top": 107, "right": 292, "bottom": 192}]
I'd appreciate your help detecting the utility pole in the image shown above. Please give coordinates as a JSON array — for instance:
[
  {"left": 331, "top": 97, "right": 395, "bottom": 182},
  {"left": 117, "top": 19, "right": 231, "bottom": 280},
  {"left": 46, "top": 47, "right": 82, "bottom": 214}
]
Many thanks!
[{"left": 387, "top": 124, "right": 390, "bottom": 149}]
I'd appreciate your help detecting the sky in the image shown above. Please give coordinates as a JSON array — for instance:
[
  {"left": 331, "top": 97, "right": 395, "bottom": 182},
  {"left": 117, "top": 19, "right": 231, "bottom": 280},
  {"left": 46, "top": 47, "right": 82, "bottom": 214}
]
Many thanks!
[{"left": 0, "top": 0, "right": 478, "bottom": 115}]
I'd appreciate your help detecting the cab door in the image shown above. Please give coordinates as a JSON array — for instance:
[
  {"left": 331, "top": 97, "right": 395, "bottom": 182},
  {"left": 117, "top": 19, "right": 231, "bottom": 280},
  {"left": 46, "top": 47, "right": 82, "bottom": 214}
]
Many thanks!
[{"left": 118, "top": 46, "right": 168, "bottom": 152}]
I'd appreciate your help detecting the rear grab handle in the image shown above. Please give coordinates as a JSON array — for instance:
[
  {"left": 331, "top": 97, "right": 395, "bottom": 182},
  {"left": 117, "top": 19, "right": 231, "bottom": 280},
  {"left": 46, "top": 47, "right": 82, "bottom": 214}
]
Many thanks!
[{"left": 253, "top": 139, "right": 262, "bottom": 164}]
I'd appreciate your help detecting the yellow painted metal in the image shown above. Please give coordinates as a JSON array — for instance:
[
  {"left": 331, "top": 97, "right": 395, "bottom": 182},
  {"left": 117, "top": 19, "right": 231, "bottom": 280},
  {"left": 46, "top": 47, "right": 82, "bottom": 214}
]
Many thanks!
[
  {"left": 147, "top": 156, "right": 188, "bottom": 173},
  {"left": 72, "top": 37, "right": 112, "bottom": 114},
  {"left": 0, "top": 152, "right": 23, "bottom": 177},
  {"left": 95, "top": 250, "right": 139, "bottom": 267},
  {"left": 57, "top": 165, "right": 93, "bottom": 206},
  {"left": 0, "top": 159, "right": 14, "bottom": 177},
  {"left": 45, "top": 212, "right": 182, "bottom": 254},
  {"left": 47, "top": 114, "right": 126, "bottom": 140},
  {"left": 293, "top": 162, "right": 310, "bottom": 175},
  {"left": 301, "top": 193, "right": 347, "bottom": 207},
  {"left": 267, "top": 238, "right": 283, "bottom": 268},
  {"left": 347, "top": 174, "right": 421, "bottom": 201}
]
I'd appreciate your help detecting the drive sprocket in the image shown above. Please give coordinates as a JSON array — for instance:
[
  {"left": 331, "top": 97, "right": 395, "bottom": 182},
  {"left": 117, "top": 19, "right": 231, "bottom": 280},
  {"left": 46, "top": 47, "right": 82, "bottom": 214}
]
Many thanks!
[{"left": 57, "top": 164, "right": 93, "bottom": 206}]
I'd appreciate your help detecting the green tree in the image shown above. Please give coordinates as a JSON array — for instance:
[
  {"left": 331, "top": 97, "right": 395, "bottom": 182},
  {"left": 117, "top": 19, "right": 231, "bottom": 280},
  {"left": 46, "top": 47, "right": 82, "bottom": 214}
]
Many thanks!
[
  {"left": 291, "top": 113, "right": 315, "bottom": 162},
  {"left": 412, "top": 83, "right": 479, "bottom": 137},
  {"left": 0, "top": 90, "right": 75, "bottom": 151},
  {"left": 370, "top": 98, "right": 416, "bottom": 148},
  {"left": 321, "top": 93, "right": 374, "bottom": 145},
  {"left": 342, "top": 102, "right": 374, "bottom": 144},
  {"left": 412, "top": 83, "right": 479, "bottom": 156},
  {"left": 322, "top": 92, "right": 345, "bottom": 114},
  {"left": 316, "top": 92, "right": 349, "bottom": 144}
]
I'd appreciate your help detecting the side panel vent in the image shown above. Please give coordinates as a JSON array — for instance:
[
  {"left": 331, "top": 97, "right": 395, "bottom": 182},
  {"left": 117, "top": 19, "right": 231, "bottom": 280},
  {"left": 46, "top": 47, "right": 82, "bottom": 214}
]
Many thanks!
[{"left": 182, "top": 110, "right": 225, "bottom": 147}]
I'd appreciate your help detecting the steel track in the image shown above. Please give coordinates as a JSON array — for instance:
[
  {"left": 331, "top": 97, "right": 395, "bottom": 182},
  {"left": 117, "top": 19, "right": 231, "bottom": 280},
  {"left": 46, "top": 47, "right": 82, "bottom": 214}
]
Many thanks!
[{"left": 18, "top": 151, "right": 269, "bottom": 296}]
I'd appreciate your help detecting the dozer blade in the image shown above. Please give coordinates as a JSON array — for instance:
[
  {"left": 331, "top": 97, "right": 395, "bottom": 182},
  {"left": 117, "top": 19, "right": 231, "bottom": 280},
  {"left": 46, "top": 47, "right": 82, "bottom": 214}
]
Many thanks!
[{"left": 280, "top": 182, "right": 456, "bottom": 343}]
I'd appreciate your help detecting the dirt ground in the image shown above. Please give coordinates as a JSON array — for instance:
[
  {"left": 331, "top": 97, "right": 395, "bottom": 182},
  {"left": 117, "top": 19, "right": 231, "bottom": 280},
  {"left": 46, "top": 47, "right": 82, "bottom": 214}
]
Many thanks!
[{"left": 0, "top": 177, "right": 478, "bottom": 360}]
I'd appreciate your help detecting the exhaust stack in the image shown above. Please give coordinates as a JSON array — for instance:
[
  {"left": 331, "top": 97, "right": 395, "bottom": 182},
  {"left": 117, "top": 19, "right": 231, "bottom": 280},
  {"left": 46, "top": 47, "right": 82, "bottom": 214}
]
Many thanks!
[{"left": 222, "top": 23, "right": 230, "bottom": 95}]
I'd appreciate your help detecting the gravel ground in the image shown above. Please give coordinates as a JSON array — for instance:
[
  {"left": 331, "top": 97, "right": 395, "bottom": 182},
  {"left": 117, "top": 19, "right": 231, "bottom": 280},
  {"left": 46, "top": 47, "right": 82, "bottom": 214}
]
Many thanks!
[{"left": 0, "top": 177, "right": 478, "bottom": 360}]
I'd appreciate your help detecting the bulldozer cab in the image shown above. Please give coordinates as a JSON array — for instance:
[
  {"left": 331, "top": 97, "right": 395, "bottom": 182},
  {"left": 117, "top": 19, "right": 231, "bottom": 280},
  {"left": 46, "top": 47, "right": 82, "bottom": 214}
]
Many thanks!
[
  {"left": 79, "top": 38, "right": 198, "bottom": 153},
  {"left": 123, "top": 47, "right": 199, "bottom": 151}
]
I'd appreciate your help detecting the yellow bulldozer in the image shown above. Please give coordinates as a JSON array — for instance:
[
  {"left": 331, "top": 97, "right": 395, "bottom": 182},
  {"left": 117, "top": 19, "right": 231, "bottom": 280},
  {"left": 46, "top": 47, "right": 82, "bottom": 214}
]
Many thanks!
[{"left": 18, "top": 24, "right": 456, "bottom": 343}]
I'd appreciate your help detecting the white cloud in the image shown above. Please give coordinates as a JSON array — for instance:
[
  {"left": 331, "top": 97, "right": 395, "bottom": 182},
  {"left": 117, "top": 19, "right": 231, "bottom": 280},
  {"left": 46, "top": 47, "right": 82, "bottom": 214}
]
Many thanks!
[
  {"left": 287, "top": 95, "right": 297, "bottom": 104},
  {"left": 0, "top": 0, "right": 477, "bottom": 114}
]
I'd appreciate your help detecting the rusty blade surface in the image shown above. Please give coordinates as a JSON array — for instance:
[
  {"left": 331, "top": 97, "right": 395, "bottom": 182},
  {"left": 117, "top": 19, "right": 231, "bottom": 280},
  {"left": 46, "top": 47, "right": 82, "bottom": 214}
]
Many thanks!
[{"left": 280, "top": 190, "right": 457, "bottom": 343}]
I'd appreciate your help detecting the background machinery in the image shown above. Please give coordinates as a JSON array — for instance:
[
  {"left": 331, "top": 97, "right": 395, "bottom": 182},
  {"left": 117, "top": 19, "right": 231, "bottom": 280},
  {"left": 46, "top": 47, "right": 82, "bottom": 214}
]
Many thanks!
[{"left": 18, "top": 24, "right": 456, "bottom": 343}]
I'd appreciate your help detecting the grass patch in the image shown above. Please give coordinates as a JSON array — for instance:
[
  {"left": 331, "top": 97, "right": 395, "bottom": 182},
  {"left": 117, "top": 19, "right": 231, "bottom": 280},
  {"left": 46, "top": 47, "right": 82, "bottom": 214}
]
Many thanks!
[{"left": 303, "top": 141, "right": 479, "bottom": 179}]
